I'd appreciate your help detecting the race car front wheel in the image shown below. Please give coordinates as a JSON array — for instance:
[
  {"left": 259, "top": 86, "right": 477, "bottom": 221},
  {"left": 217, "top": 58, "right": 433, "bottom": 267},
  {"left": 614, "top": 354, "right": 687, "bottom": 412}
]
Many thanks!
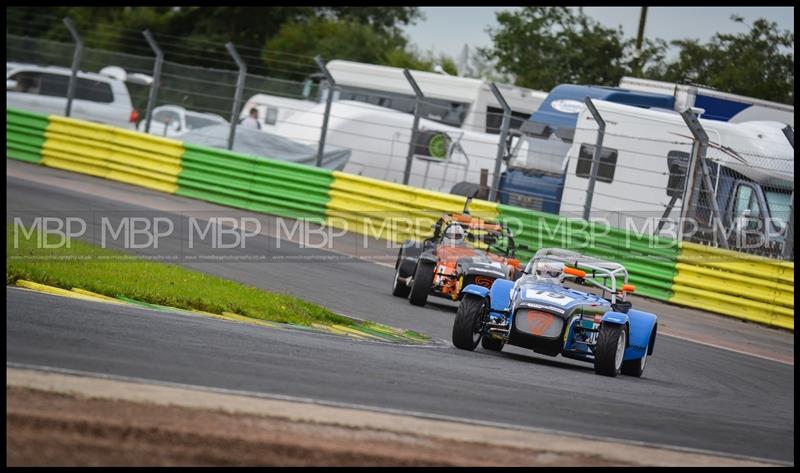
[
  {"left": 594, "top": 323, "right": 626, "bottom": 377},
  {"left": 409, "top": 261, "right": 435, "bottom": 306},
  {"left": 452, "top": 294, "right": 484, "bottom": 350}
]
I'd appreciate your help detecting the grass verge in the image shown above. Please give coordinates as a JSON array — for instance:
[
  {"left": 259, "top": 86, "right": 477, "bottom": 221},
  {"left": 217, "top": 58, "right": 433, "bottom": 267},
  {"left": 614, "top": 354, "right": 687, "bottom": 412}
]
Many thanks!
[{"left": 6, "top": 223, "right": 352, "bottom": 328}]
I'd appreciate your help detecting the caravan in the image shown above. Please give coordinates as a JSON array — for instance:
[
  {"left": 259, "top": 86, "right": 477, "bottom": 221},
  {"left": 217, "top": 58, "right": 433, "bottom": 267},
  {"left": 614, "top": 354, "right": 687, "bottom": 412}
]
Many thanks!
[
  {"left": 559, "top": 100, "right": 793, "bottom": 251},
  {"left": 619, "top": 76, "right": 794, "bottom": 126},
  {"left": 241, "top": 60, "right": 547, "bottom": 191}
]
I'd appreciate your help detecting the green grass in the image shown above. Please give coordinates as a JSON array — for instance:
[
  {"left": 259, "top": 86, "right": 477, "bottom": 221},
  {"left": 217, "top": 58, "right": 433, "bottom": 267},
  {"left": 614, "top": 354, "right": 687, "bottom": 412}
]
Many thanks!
[{"left": 6, "top": 223, "right": 352, "bottom": 327}]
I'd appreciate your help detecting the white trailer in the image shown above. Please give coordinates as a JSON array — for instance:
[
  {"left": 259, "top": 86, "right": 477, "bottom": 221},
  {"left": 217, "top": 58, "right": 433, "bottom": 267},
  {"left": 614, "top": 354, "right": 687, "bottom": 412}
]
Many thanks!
[
  {"left": 240, "top": 60, "right": 547, "bottom": 192},
  {"left": 270, "top": 99, "right": 528, "bottom": 192},
  {"left": 559, "top": 100, "right": 793, "bottom": 241}
]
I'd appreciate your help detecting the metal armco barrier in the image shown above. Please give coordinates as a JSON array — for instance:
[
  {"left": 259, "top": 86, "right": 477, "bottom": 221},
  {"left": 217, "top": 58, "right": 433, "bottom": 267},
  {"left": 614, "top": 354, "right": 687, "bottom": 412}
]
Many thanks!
[
  {"left": 5, "top": 107, "right": 793, "bottom": 330},
  {"left": 670, "top": 242, "right": 794, "bottom": 330}
]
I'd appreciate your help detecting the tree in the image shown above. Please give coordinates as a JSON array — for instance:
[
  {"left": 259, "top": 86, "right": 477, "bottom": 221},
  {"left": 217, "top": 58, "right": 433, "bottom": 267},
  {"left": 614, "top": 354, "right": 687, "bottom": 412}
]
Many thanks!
[
  {"left": 481, "top": 7, "right": 660, "bottom": 92},
  {"left": 263, "top": 17, "right": 457, "bottom": 80},
  {"left": 643, "top": 17, "right": 794, "bottom": 105}
]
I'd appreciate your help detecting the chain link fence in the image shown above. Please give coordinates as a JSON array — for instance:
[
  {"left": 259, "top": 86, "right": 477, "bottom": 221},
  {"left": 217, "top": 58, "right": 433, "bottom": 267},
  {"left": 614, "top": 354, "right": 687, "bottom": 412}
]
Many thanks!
[{"left": 6, "top": 24, "right": 794, "bottom": 260}]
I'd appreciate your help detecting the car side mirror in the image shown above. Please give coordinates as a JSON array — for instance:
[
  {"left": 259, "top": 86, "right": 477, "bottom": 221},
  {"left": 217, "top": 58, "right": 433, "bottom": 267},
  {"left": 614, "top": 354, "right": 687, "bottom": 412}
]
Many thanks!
[{"left": 7, "top": 79, "right": 18, "bottom": 90}]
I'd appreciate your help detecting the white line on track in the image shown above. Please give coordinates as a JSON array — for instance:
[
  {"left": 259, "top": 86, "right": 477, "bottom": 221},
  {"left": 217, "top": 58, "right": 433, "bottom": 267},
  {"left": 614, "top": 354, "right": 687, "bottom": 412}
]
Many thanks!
[{"left": 5, "top": 361, "right": 790, "bottom": 466}]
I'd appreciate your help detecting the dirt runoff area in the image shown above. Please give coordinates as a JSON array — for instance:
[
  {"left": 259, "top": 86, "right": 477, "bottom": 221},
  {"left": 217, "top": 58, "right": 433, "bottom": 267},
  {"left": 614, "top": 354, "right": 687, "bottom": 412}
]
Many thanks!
[
  {"left": 6, "top": 367, "right": 772, "bottom": 467},
  {"left": 7, "top": 386, "right": 618, "bottom": 467}
]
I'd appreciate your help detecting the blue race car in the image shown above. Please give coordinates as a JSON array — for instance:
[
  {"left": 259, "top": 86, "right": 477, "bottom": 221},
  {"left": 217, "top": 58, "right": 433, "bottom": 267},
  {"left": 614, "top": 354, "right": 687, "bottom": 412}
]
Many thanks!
[{"left": 451, "top": 248, "right": 657, "bottom": 377}]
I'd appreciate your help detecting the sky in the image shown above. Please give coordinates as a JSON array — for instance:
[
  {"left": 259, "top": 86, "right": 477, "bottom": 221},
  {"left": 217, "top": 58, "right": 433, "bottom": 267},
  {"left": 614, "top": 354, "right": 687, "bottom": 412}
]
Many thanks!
[{"left": 404, "top": 7, "right": 795, "bottom": 62}]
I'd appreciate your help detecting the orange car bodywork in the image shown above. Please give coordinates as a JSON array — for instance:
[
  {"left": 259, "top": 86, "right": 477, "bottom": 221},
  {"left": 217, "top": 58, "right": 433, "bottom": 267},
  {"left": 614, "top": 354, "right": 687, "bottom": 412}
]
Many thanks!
[{"left": 427, "top": 212, "right": 522, "bottom": 300}]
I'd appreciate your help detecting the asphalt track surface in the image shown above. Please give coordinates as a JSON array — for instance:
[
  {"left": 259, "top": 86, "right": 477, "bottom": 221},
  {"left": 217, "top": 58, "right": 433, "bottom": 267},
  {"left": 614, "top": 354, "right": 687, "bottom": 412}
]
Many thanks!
[{"left": 6, "top": 163, "right": 795, "bottom": 463}]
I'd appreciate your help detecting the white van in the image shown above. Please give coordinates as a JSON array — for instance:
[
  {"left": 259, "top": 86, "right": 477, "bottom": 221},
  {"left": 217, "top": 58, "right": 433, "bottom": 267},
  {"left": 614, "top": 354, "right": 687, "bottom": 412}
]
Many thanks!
[
  {"left": 559, "top": 100, "right": 793, "bottom": 243},
  {"left": 6, "top": 62, "right": 137, "bottom": 129}
]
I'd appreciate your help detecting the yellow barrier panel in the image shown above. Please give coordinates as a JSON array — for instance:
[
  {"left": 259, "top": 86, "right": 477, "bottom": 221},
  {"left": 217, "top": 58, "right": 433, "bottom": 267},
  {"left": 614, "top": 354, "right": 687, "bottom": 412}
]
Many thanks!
[
  {"left": 41, "top": 116, "right": 183, "bottom": 194},
  {"left": 326, "top": 171, "right": 499, "bottom": 243},
  {"left": 670, "top": 241, "right": 794, "bottom": 330}
]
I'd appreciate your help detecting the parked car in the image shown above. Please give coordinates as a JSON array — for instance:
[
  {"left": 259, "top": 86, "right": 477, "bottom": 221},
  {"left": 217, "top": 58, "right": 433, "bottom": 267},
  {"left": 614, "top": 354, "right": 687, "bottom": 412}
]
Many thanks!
[
  {"left": 452, "top": 248, "right": 658, "bottom": 378},
  {"left": 137, "top": 105, "right": 228, "bottom": 138},
  {"left": 392, "top": 196, "right": 524, "bottom": 307},
  {"left": 6, "top": 62, "right": 138, "bottom": 129}
]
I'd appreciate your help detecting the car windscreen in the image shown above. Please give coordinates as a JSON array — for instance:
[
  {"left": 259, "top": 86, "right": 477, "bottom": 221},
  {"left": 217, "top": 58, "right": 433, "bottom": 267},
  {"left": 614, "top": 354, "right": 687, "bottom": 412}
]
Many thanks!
[{"left": 9, "top": 71, "right": 114, "bottom": 103}]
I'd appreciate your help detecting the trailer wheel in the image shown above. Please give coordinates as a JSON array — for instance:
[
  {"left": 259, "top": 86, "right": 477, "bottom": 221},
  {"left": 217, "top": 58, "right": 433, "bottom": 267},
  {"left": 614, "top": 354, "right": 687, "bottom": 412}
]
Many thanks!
[{"left": 594, "top": 323, "right": 626, "bottom": 377}]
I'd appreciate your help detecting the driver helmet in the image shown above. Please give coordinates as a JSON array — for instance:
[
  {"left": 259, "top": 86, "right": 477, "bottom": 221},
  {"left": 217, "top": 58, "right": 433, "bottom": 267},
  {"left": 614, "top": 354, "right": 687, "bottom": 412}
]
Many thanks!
[
  {"left": 443, "top": 224, "right": 466, "bottom": 245},
  {"left": 533, "top": 261, "right": 565, "bottom": 283}
]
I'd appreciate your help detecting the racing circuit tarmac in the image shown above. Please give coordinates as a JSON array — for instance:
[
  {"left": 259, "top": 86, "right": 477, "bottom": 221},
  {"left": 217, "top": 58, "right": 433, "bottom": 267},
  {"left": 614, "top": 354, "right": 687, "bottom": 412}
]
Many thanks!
[{"left": 6, "top": 161, "right": 795, "bottom": 463}]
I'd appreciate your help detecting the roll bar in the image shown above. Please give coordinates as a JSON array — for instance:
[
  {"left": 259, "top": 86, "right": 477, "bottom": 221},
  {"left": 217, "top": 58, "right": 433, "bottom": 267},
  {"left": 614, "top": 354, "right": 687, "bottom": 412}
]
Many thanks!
[{"left": 525, "top": 248, "right": 631, "bottom": 304}]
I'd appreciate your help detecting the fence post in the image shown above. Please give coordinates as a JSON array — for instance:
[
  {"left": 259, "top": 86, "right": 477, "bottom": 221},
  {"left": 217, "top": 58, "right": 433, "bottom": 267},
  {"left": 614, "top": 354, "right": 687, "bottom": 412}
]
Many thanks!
[
  {"left": 781, "top": 125, "right": 794, "bottom": 259},
  {"left": 582, "top": 97, "right": 606, "bottom": 221},
  {"left": 403, "top": 69, "right": 424, "bottom": 186},
  {"left": 488, "top": 83, "right": 511, "bottom": 202},
  {"left": 225, "top": 42, "right": 247, "bottom": 151},
  {"left": 142, "top": 30, "right": 163, "bottom": 134},
  {"left": 680, "top": 109, "right": 728, "bottom": 248},
  {"left": 62, "top": 17, "right": 82, "bottom": 118},
  {"left": 314, "top": 56, "right": 335, "bottom": 167}
]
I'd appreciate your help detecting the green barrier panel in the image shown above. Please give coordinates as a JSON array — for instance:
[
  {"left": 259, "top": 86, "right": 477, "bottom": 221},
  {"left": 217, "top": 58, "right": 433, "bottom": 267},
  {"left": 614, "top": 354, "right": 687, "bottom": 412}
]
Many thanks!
[
  {"left": 497, "top": 204, "right": 679, "bottom": 301},
  {"left": 176, "top": 144, "right": 333, "bottom": 220},
  {"left": 6, "top": 107, "right": 49, "bottom": 164}
]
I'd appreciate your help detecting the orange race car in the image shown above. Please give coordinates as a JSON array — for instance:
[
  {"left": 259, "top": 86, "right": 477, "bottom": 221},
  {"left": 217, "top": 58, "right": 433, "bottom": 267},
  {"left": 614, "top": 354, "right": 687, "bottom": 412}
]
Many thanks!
[{"left": 392, "top": 198, "right": 526, "bottom": 307}]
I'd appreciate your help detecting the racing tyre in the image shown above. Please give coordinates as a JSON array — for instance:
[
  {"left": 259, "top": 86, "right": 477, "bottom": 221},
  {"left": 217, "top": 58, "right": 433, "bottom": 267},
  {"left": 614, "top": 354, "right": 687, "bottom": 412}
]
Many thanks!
[
  {"left": 621, "top": 325, "right": 655, "bottom": 377},
  {"left": 481, "top": 335, "right": 505, "bottom": 352},
  {"left": 594, "top": 323, "right": 626, "bottom": 377},
  {"left": 409, "top": 261, "right": 435, "bottom": 306},
  {"left": 452, "top": 294, "right": 484, "bottom": 350},
  {"left": 621, "top": 346, "right": 648, "bottom": 377},
  {"left": 391, "top": 265, "right": 411, "bottom": 298}
]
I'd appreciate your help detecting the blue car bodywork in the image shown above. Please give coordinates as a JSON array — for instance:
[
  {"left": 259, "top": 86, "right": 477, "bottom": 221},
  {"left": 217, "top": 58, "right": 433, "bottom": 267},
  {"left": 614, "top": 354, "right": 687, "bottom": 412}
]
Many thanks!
[{"left": 460, "top": 276, "right": 658, "bottom": 370}]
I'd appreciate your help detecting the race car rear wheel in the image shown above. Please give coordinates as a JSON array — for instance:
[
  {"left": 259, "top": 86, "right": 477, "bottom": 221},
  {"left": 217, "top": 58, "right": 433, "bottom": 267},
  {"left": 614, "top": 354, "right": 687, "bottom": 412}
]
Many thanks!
[
  {"left": 622, "top": 325, "right": 655, "bottom": 377},
  {"left": 481, "top": 335, "right": 504, "bottom": 352},
  {"left": 391, "top": 265, "right": 411, "bottom": 298},
  {"left": 621, "top": 345, "right": 647, "bottom": 377},
  {"left": 409, "top": 261, "right": 435, "bottom": 306},
  {"left": 594, "top": 323, "right": 626, "bottom": 377},
  {"left": 452, "top": 294, "right": 484, "bottom": 350}
]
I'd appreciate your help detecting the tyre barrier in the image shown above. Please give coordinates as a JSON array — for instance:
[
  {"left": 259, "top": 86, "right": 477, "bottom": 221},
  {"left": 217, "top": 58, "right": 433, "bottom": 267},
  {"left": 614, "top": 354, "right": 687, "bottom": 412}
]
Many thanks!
[
  {"left": 40, "top": 115, "right": 183, "bottom": 194},
  {"left": 5, "top": 107, "right": 793, "bottom": 330},
  {"left": 326, "top": 171, "right": 498, "bottom": 243},
  {"left": 177, "top": 143, "right": 333, "bottom": 221},
  {"left": 7, "top": 108, "right": 48, "bottom": 164},
  {"left": 670, "top": 242, "right": 794, "bottom": 330}
]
